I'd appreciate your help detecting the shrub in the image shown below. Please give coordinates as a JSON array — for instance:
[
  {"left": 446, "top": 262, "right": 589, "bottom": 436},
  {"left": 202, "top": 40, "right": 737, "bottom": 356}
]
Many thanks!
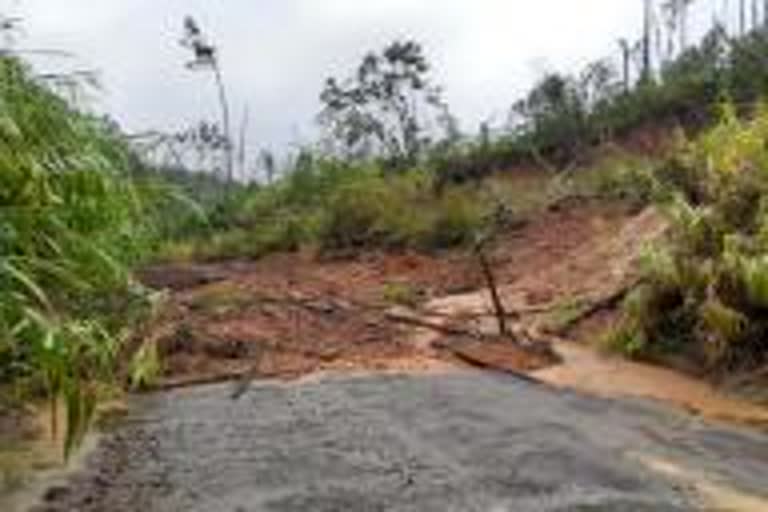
[
  {"left": 427, "top": 189, "right": 485, "bottom": 247},
  {"left": 560, "top": 153, "right": 661, "bottom": 208},
  {"left": 613, "top": 103, "right": 768, "bottom": 373},
  {"left": 0, "top": 56, "right": 163, "bottom": 455},
  {"left": 167, "top": 159, "right": 499, "bottom": 259},
  {"left": 321, "top": 174, "right": 395, "bottom": 249}
]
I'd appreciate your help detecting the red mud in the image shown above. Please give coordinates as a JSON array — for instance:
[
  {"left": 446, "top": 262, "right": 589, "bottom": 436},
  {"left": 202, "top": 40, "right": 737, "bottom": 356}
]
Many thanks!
[{"left": 140, "top": 200, "right": 640, "bottom": 388}]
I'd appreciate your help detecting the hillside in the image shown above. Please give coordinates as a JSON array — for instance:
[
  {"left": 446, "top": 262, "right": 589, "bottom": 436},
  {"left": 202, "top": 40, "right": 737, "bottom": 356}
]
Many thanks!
[{"left": 5, "top": 3, "right": 768, "bottom": 510}]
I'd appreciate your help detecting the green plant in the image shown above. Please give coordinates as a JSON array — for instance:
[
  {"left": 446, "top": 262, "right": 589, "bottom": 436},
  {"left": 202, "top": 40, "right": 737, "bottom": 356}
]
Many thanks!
[
  {"left": 613, "top": 103, "right": 768, "bottom": 372},
  {"left": 602, "top": 323, "right": 648, "bottom": 358},
  {"left": 381, "top": 282, "right": 421, "bottom": 308},
  {"left": 428, "top": 189, "right": 485, "bottom": 247},
  {"left": 565, "top": 154, "right": 661, "bottom": 207},
  {"left": 0, "top": 55, "right": 163, "bottom": 456},
  {"left": 128, "top": 341, "right": 161, "bottom": 391}
]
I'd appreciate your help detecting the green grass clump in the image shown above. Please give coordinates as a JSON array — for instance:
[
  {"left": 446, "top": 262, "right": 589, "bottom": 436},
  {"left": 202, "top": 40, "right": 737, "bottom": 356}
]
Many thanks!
[{"left": 381, "top": 282, "right": 422, "bottom": 308}]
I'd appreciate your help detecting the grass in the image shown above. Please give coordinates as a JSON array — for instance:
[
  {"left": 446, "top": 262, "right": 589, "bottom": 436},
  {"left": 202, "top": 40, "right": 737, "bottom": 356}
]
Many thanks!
[
  {"left": 158, "top": 162, "right": 558, "bottom": 263},
  {"left": 540, "top": 297, "right": 592, "bottom": 334},
  {"left": 381, "top": 282, "right": 423, "bottom": 308}
]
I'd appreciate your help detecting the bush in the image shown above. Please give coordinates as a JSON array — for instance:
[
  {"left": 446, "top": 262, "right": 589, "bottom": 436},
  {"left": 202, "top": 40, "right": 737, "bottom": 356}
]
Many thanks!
[
  {"left": 567, "top": 154, "right": 660, "bottom": 207},
  {"left": 0, "top": 56, "right": 163, "bottom": 455},
  {"left": 613, "top": 103, "right": 768, "bottom": 373},
  {"left": 427, "top": 189, "right": 485, "bottom": 247},
  {"left": 321, "top": 174, "right": 397, "bottom": 249},
  {"left": 168, "top": 160, "right": 497, "bottom": 259}
]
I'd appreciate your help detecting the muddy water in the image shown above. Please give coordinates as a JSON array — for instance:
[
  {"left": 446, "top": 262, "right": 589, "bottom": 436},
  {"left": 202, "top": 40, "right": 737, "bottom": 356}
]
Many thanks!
[
  {"left": 425, "top": 287, "right": 768, "bottom": 429},
  {"left": 535, "top": 342, "right": 768, "bottom": 428},
  {"left": 21, "top": 372, "right": 768, "bottom": 511}
]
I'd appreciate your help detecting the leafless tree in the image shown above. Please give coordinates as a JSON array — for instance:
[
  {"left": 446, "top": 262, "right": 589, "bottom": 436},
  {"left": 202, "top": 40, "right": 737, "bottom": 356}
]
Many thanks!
[
  {"left": 642, "top": 0, "right": 654, "bottom": 80},
  {"left": 618, "top": 38, "right": 633, "bottom": 91},
  {"left": 180, "top": 16, "right": 233, "bottom": 185},
  {"left": 764, "top": 0, "right": 768, "bottom": 25},
  {"left": 741, "top": 0, "right": 747, "bottom": 34}
]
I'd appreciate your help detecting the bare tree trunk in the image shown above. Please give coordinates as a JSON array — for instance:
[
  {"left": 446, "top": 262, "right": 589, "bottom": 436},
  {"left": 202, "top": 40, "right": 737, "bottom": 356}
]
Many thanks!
[
  {"left": 642, "top": 0, "right": 653, "bottom": 81},
  {"left": 764, "top": 0, "right": 768, "bottom": 25},
  {"left": 680, "top": 1, "right": 689, "bottom": 51},
  {"left": 474, "top": 242, "right": 509, "bottom": 337},
  {"left": 741, "top": 0, "right": 747, "bottom": 34},
  {"left": 619, "top": 39, "right": 631, "bottom": 92},
  {"left": 237, "top": 105, "right": 250, "bottom": 182},
  {"left": 213, "top": 63, "right": 233, "bottom": 186}
]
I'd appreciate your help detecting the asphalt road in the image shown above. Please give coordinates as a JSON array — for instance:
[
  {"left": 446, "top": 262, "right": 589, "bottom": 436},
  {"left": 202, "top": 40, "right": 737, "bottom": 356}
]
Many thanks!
[{"left": 31, "top": 372, "right": 768, "bottom": 511}]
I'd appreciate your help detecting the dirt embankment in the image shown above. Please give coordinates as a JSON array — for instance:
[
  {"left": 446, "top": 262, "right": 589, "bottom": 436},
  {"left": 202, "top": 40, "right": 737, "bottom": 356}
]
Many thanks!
[
  {"left": 139, "top": 200, "right": 639, "bottom": 386},
  {"left": 139, "top": 198, "right": 768, "bottom": 427}
]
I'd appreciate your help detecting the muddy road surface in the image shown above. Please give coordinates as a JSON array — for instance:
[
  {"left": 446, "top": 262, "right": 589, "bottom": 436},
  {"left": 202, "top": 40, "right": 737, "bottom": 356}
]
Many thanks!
[{"left": 31, "top": 372, "right": 768, "bottom": 511}]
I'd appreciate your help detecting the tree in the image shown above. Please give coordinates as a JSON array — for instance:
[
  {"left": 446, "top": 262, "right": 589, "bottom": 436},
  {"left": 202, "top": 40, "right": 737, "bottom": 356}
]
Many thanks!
[
  {"left": 741, "top": 0, "right": 747, "bottom": 34},
  {"left": 180, "top": 16, "right": 233, "bottom": 185},
  {"left": 661, "top": 1, "right": 679, "bottom": 62},
  {"left": 642, "top": 0, "right": 654, "bottom": 81},
  {"left": 580, "top": 59, "right": 619, "bottom": 108},
  {"left": 319, "top": 40, "right": 452, "bottom": 168},
  {"left": 513, "top": 73, "right": 589, "bottom": 160},
  {"left": 618, "top": 38, "right": 636, "bottom": 92},
  {"left": 259, "top": 149, "right": 276, "bottom": 185},
  {"left": 765, "top": 0, "right": 768, "bottom": 26}
]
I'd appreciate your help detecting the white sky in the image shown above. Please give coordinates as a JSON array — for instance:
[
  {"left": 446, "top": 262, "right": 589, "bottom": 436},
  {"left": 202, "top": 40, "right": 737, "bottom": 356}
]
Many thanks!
[{"left": 3, "top": 0, "right": 734, "bottom": 157}]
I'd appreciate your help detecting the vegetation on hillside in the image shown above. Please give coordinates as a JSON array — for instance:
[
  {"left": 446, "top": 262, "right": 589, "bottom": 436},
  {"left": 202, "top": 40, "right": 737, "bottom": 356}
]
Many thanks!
[
  {"left": 0, "top": 56, "right": 168, "bottom": 456},
  {"left": 610, "top": 103, "right": 768, "bottom": 374},
  {"left": 157, "top": 159, "right": 555, "bottom": 263},
  {"left": 9, "top": 1, "right": 768, "bottom": 460}
]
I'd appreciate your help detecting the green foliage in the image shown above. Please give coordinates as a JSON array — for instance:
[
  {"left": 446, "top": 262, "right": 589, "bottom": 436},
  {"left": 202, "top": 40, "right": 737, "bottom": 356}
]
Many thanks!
[
  {"left": 128, "top": 341, "right": 161, "bottom": 391},
  {"left": 0, "top": 56, "right": 162, "bottom": 456},
  {"left": 613, "top": 104, "right": 768, "bottom": 372},
  {"left": 319, "top": 40, "right": 453, "bottom": 168},
  {"left": 166, "top": 158, "right": 504, "bottom": 260},
  {"left": 561, "top": 153, "right": 661, "bottom": 207},
  {"left": 429, "top": 23, "right": 768, "bottom": 182},
  {"left": 381, "top": 282, "right": 421, "bottom": 308}
]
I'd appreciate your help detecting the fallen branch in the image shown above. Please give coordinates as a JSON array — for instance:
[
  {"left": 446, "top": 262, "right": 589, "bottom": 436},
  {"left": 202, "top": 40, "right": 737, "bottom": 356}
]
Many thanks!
[
  {"left": 431, "top": 339, "right": 548, "bottom": 385},
  {"left": 384, "top": 311, "right": 483, "bottom": 338}
]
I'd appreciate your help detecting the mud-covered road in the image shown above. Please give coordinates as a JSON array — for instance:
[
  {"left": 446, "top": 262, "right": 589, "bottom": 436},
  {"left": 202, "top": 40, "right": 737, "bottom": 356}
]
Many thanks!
[{"left": 30, "top": 372, "right": 768, "bottom": 511}]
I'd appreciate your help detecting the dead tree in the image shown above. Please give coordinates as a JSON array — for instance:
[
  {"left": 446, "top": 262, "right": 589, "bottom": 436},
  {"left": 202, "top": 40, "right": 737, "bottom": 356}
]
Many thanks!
[
  {"left": 180, "top": 16, "right": 234, "bottom": 186},
  {"left": 474, "top": 241, "right": 508, "bottom": 337}
]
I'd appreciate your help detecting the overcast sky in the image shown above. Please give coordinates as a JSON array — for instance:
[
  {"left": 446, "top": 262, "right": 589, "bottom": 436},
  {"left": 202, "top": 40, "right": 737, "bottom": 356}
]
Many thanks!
[{"left": 5, "top": 0, "right": 730, "bottom": 158}]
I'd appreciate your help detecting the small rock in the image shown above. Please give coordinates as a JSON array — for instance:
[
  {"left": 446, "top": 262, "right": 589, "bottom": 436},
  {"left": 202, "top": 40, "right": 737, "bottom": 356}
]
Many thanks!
[
  {"left": 43, "top": 485, "right": 71, "bottom": 502},
  {"left": 204, "top": 339, "right": 251, "bottom": 359}
]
